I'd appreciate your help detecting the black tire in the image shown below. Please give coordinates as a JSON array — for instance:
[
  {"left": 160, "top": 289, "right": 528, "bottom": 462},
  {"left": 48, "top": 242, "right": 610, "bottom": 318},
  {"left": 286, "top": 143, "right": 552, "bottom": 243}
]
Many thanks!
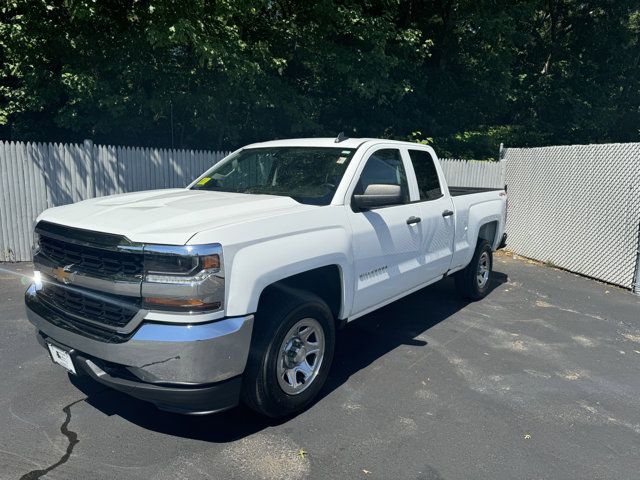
[
  {"left": 241, "top": 285, "right": 336, "bottom": 418},
  {"left": 455, "top": 240, "right": 493, "bottom": 300}
]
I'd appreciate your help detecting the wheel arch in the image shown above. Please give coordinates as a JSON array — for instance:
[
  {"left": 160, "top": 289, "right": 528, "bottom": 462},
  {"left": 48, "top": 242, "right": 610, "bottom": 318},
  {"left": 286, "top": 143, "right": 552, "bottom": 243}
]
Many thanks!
[
  {"left": 256, "top": 265, "right": 345, "bottom": 322},
  {"left": 478, "top": 220, "right": 499, "bottom": 248}
]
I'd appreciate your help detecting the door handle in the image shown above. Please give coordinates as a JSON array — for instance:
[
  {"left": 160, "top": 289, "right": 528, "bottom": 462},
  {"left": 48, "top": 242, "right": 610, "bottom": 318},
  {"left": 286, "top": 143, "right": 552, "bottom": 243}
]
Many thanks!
[
  {"left": 442, "top": 210, "right": 454, "bottom": 217},
  {"left": 406, "top": 216, "right": 421, "bottom": 225}
]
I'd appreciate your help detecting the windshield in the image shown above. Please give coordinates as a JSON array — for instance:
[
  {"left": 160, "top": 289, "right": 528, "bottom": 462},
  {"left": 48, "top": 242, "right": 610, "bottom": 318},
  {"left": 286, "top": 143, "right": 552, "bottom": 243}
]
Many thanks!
[{"left": 191, "top": 147, "right": 356, "bottom": 205}]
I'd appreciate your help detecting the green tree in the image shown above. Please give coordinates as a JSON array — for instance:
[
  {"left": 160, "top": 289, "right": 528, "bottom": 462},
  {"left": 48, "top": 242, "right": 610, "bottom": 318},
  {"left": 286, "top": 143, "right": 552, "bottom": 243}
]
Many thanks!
[{"left": 1, "top": 0, "right": 638, "bottom": 157}]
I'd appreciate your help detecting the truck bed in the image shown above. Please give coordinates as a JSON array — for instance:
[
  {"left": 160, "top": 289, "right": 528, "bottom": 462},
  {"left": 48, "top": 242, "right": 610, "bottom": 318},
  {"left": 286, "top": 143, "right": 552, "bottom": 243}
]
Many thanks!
[{"left": 448, "top": 186, "right": 504, "bottom": 197}]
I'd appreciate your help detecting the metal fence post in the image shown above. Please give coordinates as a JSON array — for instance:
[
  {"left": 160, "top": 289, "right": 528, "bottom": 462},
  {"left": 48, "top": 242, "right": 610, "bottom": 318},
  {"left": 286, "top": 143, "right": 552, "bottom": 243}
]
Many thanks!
[
  {"left": 499, "top": 143, "right": 506, "bottom": 188},
  {"left": 634, "top": 223, "right": 640, "bottom": 295}
]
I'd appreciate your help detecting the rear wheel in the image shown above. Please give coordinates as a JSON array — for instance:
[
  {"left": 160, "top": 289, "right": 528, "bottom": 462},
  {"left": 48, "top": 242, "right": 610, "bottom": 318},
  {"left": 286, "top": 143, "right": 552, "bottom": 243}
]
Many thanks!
[
  {"left": 241, "top": 286, "right": 335, "bottom": 417},
  {"left": 455, "top": 240, "right": 493, "bottom": 300}
]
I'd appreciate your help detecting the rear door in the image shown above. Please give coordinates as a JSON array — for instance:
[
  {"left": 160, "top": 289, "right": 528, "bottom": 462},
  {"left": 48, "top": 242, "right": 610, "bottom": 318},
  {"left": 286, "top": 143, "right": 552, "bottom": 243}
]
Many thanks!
[
  {"left": 405, "top": 148, "right": 456, "bottom": 279},
  {"left": 346, "top": 146, "right": 425, "bottom": 316}
]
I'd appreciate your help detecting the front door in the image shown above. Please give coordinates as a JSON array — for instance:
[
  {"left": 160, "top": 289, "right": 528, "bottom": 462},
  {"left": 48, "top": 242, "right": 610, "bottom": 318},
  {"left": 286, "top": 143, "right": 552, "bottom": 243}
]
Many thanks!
[{"left": 347, "top": 147, "right": 425, "bottom": 316}]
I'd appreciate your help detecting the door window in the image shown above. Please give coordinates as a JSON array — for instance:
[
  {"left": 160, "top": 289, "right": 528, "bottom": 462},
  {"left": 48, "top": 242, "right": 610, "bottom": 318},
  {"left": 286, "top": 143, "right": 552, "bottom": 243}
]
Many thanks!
[
  {"left": 354, "top": 149, "right": 410, "bottom": 204},
  {"left": 408, "top": 149, "right": 443, "bottom": 201}
]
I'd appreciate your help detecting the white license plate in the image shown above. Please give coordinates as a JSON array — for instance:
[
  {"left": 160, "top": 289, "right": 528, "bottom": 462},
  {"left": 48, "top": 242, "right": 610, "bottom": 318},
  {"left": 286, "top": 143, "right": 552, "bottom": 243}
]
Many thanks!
[{"left": 47, "top": 343, "right": 77, "bottom": 375}]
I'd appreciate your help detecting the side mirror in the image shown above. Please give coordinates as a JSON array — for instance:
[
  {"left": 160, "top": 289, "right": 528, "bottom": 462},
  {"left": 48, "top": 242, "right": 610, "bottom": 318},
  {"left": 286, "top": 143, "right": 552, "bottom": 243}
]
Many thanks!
[{"left": 353, "top": 184, "right": 403, "bottom": 210}]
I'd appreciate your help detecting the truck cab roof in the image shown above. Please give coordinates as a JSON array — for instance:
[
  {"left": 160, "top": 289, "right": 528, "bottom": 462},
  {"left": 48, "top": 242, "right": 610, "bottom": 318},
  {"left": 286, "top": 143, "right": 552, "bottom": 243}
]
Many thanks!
[{"left": 244, "top": 137, "right": 424, "bottom": 150}]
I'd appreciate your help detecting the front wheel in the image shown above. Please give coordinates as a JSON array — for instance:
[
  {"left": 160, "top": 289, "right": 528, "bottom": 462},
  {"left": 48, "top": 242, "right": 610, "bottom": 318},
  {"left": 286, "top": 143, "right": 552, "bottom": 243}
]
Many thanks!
[
  {"left": 455, "top": 240, "right": 493, "bottom": 300},
  {"left": 241, "top": 286, "right": 335, "bottom": 417}
]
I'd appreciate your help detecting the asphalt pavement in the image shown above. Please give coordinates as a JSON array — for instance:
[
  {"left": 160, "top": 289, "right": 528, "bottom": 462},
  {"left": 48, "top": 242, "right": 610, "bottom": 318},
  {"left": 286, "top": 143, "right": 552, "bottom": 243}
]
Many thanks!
[{"left": 1, "top": 252, "right": 639, "bottom": 480}]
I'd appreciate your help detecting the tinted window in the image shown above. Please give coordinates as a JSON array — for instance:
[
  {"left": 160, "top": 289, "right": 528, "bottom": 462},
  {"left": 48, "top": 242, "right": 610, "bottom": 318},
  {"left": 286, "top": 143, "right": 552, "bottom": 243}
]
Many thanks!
[
  {"left": 355, "top": 149, "right": 409, "bottom": 204},
  {"left": 409, "top": 149, "right": 443, "bottom": 201}
]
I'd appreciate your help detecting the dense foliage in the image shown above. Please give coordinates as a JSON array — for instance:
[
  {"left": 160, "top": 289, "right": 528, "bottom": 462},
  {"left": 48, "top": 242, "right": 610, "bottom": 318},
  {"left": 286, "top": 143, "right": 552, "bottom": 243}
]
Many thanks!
[{"left": 1, "top": 0, "right": 638, "bottom": 158}]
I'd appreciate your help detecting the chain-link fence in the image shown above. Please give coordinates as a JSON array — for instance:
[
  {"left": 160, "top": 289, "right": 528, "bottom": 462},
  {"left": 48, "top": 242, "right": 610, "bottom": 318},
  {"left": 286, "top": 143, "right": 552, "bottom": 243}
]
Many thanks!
[
  {"left": 440, "top": 158, "right": 505, "bottom": 189},
  {"left": 503, "top": 143, "right": 640, "bottom": 292}
]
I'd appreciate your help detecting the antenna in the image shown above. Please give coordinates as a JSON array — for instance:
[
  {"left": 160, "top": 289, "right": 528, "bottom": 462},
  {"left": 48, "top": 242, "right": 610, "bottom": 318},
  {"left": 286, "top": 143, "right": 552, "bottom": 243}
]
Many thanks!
[{"left": 334, "top": 132, "right": 348, "bottom": 143}]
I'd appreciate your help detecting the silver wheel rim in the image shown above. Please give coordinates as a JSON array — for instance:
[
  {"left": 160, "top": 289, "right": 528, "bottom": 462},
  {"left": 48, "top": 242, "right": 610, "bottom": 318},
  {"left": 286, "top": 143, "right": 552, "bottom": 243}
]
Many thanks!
[
  {"left": 476, "top": 251, "right": 490, "bottom": 288},
  {"left": 277, "top": 318, "right": 325, "bottom": 395}
]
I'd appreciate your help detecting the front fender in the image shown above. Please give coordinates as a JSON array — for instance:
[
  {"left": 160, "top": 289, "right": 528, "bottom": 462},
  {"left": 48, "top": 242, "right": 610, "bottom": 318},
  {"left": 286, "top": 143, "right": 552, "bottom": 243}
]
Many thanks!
[{"left": 225, "top": 227, "right": 353, "bottom": 318}]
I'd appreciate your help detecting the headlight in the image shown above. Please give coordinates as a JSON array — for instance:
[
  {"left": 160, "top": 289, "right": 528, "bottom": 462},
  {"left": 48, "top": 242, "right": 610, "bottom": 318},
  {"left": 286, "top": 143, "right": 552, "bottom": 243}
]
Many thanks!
[
  {"left": 144, "top": 252, "right": 219, "bottom": 283},
  {"left": 33, "top": 270, "right": 43, "bottom": 289},
  {"left": 141, "top": 244, "right": 224, "bottom": 312}
]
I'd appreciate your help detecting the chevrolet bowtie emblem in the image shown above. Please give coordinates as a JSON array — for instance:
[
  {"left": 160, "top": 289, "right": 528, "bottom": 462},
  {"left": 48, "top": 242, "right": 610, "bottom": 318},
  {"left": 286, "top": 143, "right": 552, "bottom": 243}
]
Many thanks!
[{"left": 52, "top": 266, "right": 74, "bottom": 284}]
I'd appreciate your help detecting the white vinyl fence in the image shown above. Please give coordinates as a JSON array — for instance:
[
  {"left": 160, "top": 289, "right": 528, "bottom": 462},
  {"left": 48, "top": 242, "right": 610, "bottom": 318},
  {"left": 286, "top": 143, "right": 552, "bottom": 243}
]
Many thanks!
[{"left": 0, "top": 140, "right": 227, "bottom": 261}]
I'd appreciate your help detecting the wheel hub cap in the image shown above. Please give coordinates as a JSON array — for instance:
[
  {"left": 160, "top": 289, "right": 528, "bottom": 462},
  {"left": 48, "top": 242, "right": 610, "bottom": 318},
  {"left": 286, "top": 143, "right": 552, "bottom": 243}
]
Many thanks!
[
  {"left": 476, "top": 251, "right": 490, "bottom": 288},
  {"left": 277, "top": 318, "right": 325, "bottom": 395},
  {"left": 283, "top": 339, "right": 307, "bottom": 367}
]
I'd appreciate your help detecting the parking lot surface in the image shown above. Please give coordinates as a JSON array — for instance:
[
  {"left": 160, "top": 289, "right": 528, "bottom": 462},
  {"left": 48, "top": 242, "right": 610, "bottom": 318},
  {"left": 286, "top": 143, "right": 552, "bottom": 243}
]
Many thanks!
[{"left": 1, "top": 253, "right": 639, "bottom": 480}]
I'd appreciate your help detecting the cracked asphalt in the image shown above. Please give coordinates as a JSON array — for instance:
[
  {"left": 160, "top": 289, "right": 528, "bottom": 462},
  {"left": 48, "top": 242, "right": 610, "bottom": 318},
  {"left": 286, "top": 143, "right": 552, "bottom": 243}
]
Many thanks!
[{"left": 1, "top": 252, "right": 640, "bottom": 480}]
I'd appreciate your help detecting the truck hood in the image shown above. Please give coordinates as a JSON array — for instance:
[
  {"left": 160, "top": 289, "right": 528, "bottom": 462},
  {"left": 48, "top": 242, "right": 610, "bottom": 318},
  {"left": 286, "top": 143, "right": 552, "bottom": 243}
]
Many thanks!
[{"left": 37, "top": 189, "right": 316, "bottom": 245}]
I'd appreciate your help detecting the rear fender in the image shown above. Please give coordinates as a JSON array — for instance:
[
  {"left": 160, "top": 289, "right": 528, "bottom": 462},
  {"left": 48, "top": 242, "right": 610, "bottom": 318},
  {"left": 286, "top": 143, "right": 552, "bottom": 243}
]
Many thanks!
[{"left": 451, "top": 199, "right": 504, "bottom": 270}]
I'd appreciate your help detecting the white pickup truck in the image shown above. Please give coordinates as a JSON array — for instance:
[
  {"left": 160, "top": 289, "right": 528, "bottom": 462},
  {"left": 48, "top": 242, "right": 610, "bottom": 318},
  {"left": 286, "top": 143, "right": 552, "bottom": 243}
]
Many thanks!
[{"left": 26, "top": 137, "right": 507, "bottom": 417}]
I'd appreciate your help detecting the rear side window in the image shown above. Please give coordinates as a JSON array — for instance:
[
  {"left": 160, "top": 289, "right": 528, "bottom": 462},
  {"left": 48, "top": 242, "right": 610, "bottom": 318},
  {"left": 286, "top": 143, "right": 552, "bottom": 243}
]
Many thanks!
[
  {"left": 355, "top": 149, "right": 410, "bottom": 204},
  {"left": 409, "top": 149, "right": 443, "bottom": 201}
]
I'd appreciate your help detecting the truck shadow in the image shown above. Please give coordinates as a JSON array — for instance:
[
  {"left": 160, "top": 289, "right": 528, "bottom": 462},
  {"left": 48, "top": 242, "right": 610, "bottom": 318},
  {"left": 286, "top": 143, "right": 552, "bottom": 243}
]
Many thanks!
[{"left": 73, "top": 271, "right": 508, "bottom": 442}]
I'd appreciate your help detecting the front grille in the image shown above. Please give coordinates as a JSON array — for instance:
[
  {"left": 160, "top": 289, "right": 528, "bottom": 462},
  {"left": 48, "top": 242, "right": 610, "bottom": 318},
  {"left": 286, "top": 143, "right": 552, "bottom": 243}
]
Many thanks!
[
  {"left": 30, "top": 299, "right": 132, "bottom": 344},
  {"left": 39, "top": 235, "right": 143, "bottom": 278},
  {"left": 38, "top": 282, "right": 140, "bottom": 330}
]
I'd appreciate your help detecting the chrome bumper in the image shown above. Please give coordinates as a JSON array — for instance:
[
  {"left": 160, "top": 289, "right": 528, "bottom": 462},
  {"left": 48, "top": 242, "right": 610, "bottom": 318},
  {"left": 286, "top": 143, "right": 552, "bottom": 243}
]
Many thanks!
[{"left": 25, "top": 284, "right": 254, "bottom": 385}]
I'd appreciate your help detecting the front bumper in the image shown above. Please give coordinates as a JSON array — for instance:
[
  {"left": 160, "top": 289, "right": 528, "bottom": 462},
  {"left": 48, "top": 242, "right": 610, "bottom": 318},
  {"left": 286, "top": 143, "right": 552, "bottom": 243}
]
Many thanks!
[{"left": 25, "top": 284, "right": 254, "bottom": 414}]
